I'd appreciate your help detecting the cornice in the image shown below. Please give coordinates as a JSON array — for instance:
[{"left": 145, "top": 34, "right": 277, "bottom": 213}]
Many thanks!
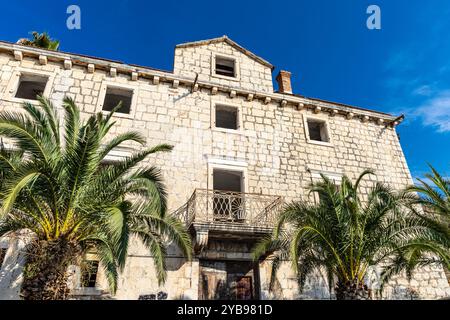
[{"left": 0, "top": 41, "right": 402, "bottom": 126}]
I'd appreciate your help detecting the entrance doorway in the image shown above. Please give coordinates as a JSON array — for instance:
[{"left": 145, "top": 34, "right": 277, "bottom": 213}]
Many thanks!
[
  {"left": 235, "top": 276, "right": 253, "bottom": 300},
  {"left": 199, "top": 260, "right": 259, "bottom": 300}
]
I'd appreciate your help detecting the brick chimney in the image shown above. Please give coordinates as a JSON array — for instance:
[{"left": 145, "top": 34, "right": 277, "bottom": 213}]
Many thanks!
[{"left": 276, "top": 70, "right": 292, "bottom": 94}]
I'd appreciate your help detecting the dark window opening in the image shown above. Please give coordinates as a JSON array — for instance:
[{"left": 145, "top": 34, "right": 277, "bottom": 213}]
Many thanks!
[
  {"left": 215, "top": 57, "right": 235, "bottom": 77},
  {"left": 15, "top": 74, "right": 48, "bottom": 100},
  {"left": 213, "top": 169, "right": 243, "bottom": 192},
  {"left": 215, "top": 105, "right": 238, "bottom": 130},
  {"left": 307, "top": 120, "right": 329, "bottom": 142},
  {"left": 0, "top": 248, "right": 6, "bottom": 268},
  {"left": 102, "top": 87, "right": 133, "bottom": 114},
  {"left": 81, "top": 260, "right": 99, "bottom": 288}
]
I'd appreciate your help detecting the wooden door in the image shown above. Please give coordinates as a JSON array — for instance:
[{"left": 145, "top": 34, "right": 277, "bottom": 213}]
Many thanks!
[{"left": 235, "top": 276, "right": 253, "bottom": 300}]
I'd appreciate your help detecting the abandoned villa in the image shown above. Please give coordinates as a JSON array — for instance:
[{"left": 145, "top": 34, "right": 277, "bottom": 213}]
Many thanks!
[{"left": 0, "top": 36, "right": 448, "bottom": 300}]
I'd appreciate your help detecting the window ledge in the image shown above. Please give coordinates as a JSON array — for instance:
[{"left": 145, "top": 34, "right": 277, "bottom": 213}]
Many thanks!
[
  {"left": 306, "top": 139, "right": 333, "bottom": 147},
  {"left": 212, "top": 127, "right": 247, "bottom": 136},
  {"left": 101, "top": 110, "right": 134, "bottom": 119},
  {"left": 72, "top": 287, "right": 103, "bottom": 296},
  {"left": 1, "top": 96, "right": 41, "bottom": 105},
  {"left": 211, "top": 73, "right": 240, "bottom": 82}
]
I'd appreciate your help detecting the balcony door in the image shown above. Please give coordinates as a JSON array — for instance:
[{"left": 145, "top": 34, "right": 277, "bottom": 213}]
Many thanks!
[{"left": 212, "top": 169, "right": 245, "bottom": 222}]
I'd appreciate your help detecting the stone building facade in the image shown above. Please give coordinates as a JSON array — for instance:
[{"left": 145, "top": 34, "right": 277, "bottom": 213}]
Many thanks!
[{"left": 0, "top": 36, "right": 448, "bottom": 300}]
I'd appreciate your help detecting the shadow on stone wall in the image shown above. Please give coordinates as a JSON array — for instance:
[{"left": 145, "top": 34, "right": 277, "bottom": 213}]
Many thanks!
[{"left": 0, "top": 233, "right": 31, "bottom": 300}]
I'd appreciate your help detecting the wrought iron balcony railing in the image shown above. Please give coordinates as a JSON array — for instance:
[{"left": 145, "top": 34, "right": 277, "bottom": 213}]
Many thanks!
[{"left": 174, "top": 189, "right": 284, "bottom": 229}]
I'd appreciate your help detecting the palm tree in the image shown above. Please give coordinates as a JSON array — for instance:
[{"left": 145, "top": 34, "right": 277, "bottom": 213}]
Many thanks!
[
  {"left": 402, "top": 166, "right": 450, "bottom": 272},
  {"left": 0, "top": 96, "right": 192, "bottom": 300},
  {"left": 17, "top": 32, "right": 60, "bottom": 51},
  {"left": 253, "top": 170, "right": 440, "bottom": 300}
]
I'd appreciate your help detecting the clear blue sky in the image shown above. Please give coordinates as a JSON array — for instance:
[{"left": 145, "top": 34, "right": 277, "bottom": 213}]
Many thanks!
[{"left": 1, "top": 0, "right": 449, "bottom": 181}]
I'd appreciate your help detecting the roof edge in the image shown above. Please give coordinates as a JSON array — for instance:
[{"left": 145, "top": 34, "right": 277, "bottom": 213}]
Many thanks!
[
  {"left": 0, "top": 40, "right": 401, "bottom": 123},
  {"left": 0, "top": 40, "right": 173, "bottom": 74}
]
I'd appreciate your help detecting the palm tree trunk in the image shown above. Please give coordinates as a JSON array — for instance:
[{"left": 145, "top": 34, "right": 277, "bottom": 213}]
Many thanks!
[
  {"left": 20, "top": 239, "right": 80, "bottom": 300},
  {"left": 335, "top": 279, "right": 370, "bottom": 300}
]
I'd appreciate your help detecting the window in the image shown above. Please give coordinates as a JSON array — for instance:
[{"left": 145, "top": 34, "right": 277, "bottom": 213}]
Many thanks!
[
  {"left": 4, "top": 69, "right": 54, "bottom": 103},
  {"left": 0, "top": 248, "right": 6, "bottom": 268},
  {"left": 15, "top": 74, "right": 48, "bottom": 100},
  {"left": 102, "top": 87, "right": 133, "bottom": 114},
  {"left": 215, "top": 105, "right": 239, "bottom": 130},
  {"left": 97, "top": 82, "right": 137, "bottom": 118},
  {"left": 215, "top": 57, "right": 235, "bottom": 78},
  {"left": 212, "top": 169, "right": 244, "bottom": 221},
  {"left": 80, "top": 260, "right": 99, "bottom": 288},
  {"left": 101, "top": 147, "right": 133, "bottom": 163},
  {"left": 207, "top": 159, "right": 249, "bottom": 223},
  {"left": 213, "top": 169, "right": 243, "bottom": 192},
  {"left": 310, "top": 169, "right": 342, "bottom": 204},
  {"left": 307, "top": 119, "right": 329, "bottom": 142}
]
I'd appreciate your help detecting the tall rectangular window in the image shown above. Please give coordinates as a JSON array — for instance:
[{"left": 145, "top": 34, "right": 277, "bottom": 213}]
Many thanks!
[
  {"left": 212, "top": 169, "right": 244, "bottom": 222},
  {"left": 15, "top": 74, "right": 48, "bottom": 100},
  {"left": 215, "top": 57, "right": 235, "bottom": 78},
  {"left": 102, "top": 87, "right": 133, "bottom": 114}
]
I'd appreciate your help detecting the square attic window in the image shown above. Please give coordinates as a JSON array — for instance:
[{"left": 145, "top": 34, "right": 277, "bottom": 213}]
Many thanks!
[
  {"left": 15, "top": 74, "right": 48, "bottom": 100},
  {"left": 307, "top": 119, "right": 329, "bottom": 142},
  {"left": 215, "top": 105, "right": 238, "bottom": 130},
  {"left": 102, "top": 87, "right": 133, "bottom": 114},
  {"left": 215, "top": 56, "right": 236, "bottom": 78}
]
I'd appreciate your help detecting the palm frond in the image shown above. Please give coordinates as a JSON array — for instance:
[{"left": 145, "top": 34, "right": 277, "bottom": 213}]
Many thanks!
[
  {"left": 0, "top": 97, "right": 189, "bottom": 298},
  {"left": 254, "top": 168, "right": 449, "bottom": 298}
]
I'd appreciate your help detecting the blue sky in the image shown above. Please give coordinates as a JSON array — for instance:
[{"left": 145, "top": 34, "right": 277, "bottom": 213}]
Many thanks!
[{"left": 1, "top": 0, "right": 449, "bottom": 181}]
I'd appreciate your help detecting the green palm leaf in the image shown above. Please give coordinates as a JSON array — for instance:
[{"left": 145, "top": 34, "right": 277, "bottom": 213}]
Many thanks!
[
  {"left": 254, "top": 170, "right": 448, "bottom": 299},
  {"left": 0, "top": 97, "right": 191, "bottom": 299}
]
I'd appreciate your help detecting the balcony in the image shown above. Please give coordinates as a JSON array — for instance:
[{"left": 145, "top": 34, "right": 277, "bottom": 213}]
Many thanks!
[{"left": 174, "top": 189, "right": 284, "bottom": 251}]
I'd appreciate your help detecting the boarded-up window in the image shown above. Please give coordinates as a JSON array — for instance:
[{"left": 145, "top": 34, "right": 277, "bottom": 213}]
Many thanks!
[
  {"left": 215, "top": 57, "right": 235, "bottom": 77},
  {"left": 15, "top": 74, "right": 48, "bottom": 100},
  {"left": 102, "top": 87, "right": 133, "bottom": 114}
]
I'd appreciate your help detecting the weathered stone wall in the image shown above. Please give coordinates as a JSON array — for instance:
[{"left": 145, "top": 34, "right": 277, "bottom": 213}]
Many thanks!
[
  {"left": 174, "top": 41, "right": 274, "bottom": 93},
  {"left": 0, "top": 39, "right": 448, "bottom": 300}
]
